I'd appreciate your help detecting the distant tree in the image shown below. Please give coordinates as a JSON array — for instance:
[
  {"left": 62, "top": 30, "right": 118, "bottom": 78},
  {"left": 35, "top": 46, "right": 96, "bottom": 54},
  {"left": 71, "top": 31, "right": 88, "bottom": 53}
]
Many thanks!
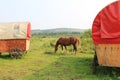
[{"left": 80, "top": 29, "right": 92, "bottom": 38}]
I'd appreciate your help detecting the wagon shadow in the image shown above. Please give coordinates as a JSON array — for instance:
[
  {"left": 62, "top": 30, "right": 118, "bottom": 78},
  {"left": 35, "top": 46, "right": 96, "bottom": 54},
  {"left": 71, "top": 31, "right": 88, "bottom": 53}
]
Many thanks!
[
  {"left": 95, "top": 66, "right": 120, "bottom": 77},
  {"left": 0, "top": 54, "right": 11, "bottom": 59}
]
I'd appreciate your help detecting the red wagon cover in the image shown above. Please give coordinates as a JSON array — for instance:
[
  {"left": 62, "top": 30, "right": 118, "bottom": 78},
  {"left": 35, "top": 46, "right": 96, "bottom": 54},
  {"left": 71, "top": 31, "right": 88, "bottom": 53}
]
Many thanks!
[{"left": 92, "top": 0, "right": 120, "bottom": 44}]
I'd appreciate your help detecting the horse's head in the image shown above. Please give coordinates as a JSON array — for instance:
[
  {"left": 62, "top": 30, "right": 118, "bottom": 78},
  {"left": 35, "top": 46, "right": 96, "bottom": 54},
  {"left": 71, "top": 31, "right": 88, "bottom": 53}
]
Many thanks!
[
  {"left": 54, "top": 41, "right": 59, "bottom": 53},
  {"left": 54, "top": 46, "right": 58, "bottom": 53}
]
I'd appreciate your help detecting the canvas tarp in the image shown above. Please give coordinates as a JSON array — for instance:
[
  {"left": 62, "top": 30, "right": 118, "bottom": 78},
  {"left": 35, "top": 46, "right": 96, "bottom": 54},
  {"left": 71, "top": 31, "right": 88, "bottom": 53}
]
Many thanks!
[
  {"left": 0, "top": 22, "right": 31, "bottom": 40},
  {"left": 92, "top": 0, "right": 120, "bottom": 44}
]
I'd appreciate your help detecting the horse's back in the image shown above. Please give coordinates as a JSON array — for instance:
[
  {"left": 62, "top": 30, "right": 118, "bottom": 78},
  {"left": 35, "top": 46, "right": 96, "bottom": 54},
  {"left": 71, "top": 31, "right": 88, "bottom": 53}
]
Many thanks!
[
  {"left": 57, "top": 36, "right": 80, "bottom": 45},
  {"left": 58, "top": 37, "right": 70, "bottom": 45},
  {"left": 69, "top": 36, "right": 78, "bottom": 42}
]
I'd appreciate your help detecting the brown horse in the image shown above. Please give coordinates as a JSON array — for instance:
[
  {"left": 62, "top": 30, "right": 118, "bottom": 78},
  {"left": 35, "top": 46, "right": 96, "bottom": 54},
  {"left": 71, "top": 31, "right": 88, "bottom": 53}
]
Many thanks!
[{"left": 55, "top": 36, "right": 80, "bottom": 54}]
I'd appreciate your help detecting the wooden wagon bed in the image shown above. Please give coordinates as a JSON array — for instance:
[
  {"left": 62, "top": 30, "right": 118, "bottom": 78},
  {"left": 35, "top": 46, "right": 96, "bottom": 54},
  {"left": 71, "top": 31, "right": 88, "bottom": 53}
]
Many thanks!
[
  {"left": 95, "top": 44, "right": 120, "bottom": 67},
  {"left": 0, "top": 39, "right": 30, "bottom": 52}
]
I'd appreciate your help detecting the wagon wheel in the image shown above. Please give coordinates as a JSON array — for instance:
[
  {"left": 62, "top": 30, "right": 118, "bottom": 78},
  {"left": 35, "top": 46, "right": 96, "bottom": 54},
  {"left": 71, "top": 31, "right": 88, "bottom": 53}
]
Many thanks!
[
  {"left": 92, "top": 51, "right": 98, "bottom": 74},
  {"left": 9, "top": 47, "right": 23, "bottom": 59}
]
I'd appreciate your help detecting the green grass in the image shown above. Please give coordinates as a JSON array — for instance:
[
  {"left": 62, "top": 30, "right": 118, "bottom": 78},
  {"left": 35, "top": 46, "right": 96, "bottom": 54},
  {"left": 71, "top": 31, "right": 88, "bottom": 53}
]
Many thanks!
[{"left": 0, "top": 36, "right": 120, "bottom": 80}]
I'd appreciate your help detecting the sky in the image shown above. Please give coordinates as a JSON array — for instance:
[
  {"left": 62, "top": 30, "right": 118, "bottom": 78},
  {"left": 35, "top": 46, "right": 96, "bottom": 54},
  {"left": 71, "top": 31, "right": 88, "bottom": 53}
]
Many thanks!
[{"left": 0, "top": 0, "right": 116, "bottom": 30}]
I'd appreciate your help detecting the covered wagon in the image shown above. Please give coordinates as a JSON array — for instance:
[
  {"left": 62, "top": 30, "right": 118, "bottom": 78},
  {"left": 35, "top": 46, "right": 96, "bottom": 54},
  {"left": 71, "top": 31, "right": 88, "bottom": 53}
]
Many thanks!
[
  {"left": 92, "top": 1, "right": 120, "bottom": 73},
  {"left": 0, "top": 22, "right": 31, "bottom": 58}
]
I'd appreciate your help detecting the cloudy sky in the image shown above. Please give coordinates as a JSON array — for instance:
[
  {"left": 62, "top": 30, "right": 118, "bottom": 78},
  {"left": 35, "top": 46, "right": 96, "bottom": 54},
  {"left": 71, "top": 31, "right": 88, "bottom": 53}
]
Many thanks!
[{"left": 0, "top": 0, "right": 116, "bottom": 30}]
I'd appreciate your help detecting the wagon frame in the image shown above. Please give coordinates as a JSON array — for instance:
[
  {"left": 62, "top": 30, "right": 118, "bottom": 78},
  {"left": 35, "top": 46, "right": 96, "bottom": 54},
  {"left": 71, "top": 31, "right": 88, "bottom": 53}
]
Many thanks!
[
  {"left": 92, "top": 1, "right": 120, "bottom": 73},
  {"left": 0, "top": 22, "right": 31, "bottom": 59}
]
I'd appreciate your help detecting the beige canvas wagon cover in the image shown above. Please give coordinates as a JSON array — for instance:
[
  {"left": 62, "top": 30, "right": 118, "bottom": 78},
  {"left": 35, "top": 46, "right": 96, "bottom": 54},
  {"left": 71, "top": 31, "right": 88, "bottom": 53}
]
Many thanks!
[{"left": 0, "top": 22, "right": 31, "bottom": 39}]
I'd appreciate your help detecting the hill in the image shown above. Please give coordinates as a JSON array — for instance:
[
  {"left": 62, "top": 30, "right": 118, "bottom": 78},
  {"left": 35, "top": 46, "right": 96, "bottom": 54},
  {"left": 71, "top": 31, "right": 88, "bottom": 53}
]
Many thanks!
[{"left": 32, "top": 28, "right": 87, "bottom": 34}]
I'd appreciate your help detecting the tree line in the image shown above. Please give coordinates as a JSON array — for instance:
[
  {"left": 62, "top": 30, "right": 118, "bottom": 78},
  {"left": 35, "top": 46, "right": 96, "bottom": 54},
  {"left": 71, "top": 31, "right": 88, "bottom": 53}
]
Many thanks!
[{"left": 32, "top": 29, "right": 92, "bottom": 38}]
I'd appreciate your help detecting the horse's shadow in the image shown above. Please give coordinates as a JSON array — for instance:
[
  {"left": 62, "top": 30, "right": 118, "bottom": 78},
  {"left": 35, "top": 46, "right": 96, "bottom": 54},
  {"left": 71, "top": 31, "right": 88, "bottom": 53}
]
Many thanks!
[
  {"left": 44, "top": 51, "right": 53, "bottom": 54},
  {"left": 44, "top": 51, "right": 76, "bottom": 56}
]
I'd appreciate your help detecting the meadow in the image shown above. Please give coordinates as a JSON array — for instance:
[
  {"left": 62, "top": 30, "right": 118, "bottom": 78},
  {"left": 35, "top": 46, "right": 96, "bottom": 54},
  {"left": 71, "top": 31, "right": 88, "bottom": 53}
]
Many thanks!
[{"left": 0, "top": 30, "right": 120, "bottom": 80}]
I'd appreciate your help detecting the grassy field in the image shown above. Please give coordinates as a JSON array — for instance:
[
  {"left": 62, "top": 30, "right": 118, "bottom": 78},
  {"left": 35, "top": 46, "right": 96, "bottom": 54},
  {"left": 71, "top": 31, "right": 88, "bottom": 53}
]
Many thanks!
[{"left": 0, "top": 36, "right": 120, "bottom": 80}]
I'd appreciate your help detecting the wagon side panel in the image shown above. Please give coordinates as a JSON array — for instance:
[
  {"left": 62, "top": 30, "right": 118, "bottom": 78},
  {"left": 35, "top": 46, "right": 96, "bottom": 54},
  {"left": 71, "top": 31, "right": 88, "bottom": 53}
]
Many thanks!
[
  {"left": 0, "top": 39, "right": 28, "bottom": 52},
  {"left": 96, "top": 44, "right": 120, "bottom": 67},
  {"left": 8, "top": 39, "right": 26, "bottom": 52},
  {"left": 0, "top": 40, "right": 9, "bottom": 52}
]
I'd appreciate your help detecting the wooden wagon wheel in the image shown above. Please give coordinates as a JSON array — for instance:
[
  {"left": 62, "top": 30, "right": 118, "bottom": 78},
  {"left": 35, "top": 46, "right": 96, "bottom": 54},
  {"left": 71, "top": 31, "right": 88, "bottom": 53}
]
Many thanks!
[
  {"left": 9, "top": 47, "right": 23, "bottom": 59},
  {"left": 92, "top": 51, "right": 98, "bottom": 74}
]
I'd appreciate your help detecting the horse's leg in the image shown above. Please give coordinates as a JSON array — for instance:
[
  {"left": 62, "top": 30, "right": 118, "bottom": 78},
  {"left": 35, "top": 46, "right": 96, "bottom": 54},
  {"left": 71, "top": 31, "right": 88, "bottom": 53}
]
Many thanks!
[
  {"left": 64, "top": 46, "right": 67, "bottom": 50},
  {"left": 61, "top": 45, "right": 64, "bottom": 54},
  {"left": 73, "top": 44, "right": 77, "bottom": 55},
  {"left": 64, "top": 46, "right": 68, "bottom": 54},
  {"left": 71, "top": 45, "right": 74, "bottom": 54}
]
